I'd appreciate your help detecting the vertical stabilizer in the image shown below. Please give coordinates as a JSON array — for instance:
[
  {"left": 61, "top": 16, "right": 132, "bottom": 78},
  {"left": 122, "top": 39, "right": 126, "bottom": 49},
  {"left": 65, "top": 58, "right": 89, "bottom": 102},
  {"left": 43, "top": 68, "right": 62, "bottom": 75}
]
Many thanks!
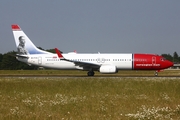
[{"left": 11, "top": 24, "right": 52, "bottom": 55}]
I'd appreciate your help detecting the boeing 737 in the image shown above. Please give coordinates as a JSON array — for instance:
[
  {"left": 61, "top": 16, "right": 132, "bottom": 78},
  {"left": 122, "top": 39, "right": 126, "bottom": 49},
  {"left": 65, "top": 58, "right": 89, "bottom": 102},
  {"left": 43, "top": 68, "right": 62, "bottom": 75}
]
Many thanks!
[{"left": 11, "top": 24, "right": 173, "bottom": 76}]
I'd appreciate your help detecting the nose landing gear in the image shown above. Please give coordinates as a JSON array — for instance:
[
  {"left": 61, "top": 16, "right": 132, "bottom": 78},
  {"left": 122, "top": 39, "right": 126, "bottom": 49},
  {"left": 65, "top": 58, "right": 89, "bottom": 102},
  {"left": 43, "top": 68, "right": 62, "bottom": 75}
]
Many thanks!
[{"left": 154, "top": 71, "right": 158, "bottom": 76}]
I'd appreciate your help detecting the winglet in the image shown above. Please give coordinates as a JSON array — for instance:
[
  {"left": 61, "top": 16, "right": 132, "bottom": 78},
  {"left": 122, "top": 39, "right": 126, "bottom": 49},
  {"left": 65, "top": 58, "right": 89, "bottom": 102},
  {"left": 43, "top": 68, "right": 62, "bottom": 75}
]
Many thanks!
[
  {"left": 55, "top": 48, "right": 64, "bottom": 58},
  {"left": 12, "top": 24, "right": 21, "bottom": 31}
]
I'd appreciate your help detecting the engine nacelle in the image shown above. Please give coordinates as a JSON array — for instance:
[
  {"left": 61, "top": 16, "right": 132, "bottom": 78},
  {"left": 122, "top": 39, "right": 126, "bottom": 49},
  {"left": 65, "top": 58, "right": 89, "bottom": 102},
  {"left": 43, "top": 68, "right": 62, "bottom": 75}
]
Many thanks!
[{"left": 99, "top": 65, "right": 118, "bottom": 74}]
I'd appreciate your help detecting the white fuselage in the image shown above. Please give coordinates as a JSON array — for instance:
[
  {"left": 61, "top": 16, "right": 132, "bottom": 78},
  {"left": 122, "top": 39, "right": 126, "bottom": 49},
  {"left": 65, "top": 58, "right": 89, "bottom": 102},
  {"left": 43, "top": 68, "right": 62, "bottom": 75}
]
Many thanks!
[{"left": 17, "top": 53, "right": 133, "bottom": 70}]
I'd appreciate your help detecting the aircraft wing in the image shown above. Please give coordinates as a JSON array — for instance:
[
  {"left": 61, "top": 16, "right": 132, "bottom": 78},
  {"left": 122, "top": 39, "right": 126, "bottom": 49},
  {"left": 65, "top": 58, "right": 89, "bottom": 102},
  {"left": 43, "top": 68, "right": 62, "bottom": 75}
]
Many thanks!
[
  {"left": 72, "top": 60, "right": 100, "bottom": 69},
  {"left": 55, "top": 48, "right": 100, "bottom": 70}
]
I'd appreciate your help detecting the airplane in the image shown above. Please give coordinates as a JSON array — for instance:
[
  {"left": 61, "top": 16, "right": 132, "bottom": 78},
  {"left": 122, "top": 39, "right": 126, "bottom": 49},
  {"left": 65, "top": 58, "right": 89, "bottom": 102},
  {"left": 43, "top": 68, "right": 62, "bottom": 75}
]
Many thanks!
[{"left": 11, "top": 24, "right": 173, "bottom": 76}]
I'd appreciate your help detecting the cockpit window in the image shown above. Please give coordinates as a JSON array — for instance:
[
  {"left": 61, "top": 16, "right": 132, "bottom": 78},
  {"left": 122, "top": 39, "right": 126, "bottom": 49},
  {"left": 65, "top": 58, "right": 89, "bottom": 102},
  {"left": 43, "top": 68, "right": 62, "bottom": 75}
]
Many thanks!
[{"left": 161, "top": 58, "right": 166, "bottom": 61}]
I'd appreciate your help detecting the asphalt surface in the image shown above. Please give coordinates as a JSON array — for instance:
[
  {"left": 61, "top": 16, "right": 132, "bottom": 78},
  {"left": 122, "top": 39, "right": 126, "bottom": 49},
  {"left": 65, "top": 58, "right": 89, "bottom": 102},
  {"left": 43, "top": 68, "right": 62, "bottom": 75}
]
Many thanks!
[{"left": 0, "top": 75, "right": 180, "bottom": 78}]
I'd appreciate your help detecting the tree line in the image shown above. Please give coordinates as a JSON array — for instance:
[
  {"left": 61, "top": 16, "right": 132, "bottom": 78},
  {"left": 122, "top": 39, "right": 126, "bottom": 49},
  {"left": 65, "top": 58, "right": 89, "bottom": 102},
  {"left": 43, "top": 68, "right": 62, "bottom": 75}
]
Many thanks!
[
  {"left": 161, "top": 52, "right": 180, "bottom": 63},
  {"left": 0, "top": 50, "right": 179, "bottom": 70}
]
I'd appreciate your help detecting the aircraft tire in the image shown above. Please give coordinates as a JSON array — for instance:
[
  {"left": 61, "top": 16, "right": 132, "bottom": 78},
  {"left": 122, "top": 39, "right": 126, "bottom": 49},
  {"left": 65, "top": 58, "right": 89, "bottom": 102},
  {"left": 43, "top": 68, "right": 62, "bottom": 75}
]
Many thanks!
[{"left": 87, "top": 71, "right": 94, "bottom": 76}]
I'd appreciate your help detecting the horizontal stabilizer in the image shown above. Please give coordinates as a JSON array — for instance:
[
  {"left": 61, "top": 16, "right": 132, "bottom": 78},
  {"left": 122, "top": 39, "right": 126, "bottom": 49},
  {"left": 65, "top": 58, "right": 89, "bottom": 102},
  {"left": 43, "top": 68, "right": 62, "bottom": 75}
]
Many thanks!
[{"left": 9, "top": 54, "right": 29, "bottom": 58}]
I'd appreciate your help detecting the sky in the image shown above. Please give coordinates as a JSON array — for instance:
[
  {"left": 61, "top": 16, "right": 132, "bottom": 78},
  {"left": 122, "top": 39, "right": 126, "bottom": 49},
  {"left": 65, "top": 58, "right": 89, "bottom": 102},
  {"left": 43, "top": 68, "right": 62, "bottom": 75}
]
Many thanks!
[{"left": 0, "top": 0, "right": 180, "bottom": 55}]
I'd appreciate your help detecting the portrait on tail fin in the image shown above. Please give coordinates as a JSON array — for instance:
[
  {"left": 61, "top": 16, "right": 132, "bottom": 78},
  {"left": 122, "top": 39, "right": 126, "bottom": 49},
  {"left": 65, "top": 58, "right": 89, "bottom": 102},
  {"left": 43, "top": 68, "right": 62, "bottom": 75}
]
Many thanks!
[{"left": 17, "top": 36, "right": 28, "bottom": 55}]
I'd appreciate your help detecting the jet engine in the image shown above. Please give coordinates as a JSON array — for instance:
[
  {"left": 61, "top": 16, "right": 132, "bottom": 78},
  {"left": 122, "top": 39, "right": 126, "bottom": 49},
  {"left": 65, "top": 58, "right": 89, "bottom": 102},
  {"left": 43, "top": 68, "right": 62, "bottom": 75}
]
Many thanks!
[{"left": 99, "top": 65, "right": 118, "bottom": 73}]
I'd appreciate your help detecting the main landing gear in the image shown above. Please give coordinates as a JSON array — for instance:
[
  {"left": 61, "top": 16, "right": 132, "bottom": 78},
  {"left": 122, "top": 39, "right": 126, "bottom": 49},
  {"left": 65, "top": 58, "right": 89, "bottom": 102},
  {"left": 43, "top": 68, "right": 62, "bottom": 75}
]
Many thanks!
[{"left": 87, "top": 71, "right": 95, "bottom": 76}]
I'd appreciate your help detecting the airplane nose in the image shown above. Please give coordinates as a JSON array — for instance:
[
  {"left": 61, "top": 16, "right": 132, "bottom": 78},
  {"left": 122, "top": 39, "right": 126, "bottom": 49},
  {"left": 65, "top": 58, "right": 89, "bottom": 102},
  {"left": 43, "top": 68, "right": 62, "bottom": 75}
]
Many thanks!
[{"left": 168, "top": 61, "right": 174, "bottom": 68}]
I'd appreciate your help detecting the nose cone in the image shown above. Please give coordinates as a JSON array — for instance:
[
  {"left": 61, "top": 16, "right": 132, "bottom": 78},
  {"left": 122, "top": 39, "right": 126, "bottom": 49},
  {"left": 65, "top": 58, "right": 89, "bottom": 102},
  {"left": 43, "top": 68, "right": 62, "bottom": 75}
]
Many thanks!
[{"left": 166, "top": 61, "right": 174, "bottom": 68}]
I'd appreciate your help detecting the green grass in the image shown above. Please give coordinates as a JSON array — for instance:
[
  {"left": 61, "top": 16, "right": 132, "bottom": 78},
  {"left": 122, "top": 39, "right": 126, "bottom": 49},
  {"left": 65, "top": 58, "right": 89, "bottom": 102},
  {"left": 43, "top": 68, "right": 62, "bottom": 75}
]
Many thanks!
[{"left": 0, "top": 77, "right": 180, "bottom": 119}]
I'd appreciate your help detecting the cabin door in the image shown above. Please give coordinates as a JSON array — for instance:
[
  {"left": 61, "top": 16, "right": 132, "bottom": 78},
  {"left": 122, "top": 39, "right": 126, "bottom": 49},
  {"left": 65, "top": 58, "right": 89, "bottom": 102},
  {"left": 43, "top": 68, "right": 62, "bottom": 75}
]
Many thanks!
[
  {"left": 38, "top": 57, "right": 42, "bottom": 65},
  {"left": 152, "top": 56, "right": 156, "bottom": 64}
]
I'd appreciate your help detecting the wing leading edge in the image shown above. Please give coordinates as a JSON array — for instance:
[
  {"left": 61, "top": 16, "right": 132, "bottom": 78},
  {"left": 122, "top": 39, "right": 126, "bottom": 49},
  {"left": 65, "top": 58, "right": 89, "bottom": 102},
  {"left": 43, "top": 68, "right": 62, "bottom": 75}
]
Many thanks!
[{"left": 55, "top": 48, "right": 100, "bottom": 70}]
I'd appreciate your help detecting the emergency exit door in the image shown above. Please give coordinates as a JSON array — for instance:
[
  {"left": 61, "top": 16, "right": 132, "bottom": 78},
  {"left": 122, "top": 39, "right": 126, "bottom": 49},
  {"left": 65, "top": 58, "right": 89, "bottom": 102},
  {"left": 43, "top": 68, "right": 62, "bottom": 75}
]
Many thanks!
[{"left": 38, "top": 57, "right": 42, "bottom": 65}]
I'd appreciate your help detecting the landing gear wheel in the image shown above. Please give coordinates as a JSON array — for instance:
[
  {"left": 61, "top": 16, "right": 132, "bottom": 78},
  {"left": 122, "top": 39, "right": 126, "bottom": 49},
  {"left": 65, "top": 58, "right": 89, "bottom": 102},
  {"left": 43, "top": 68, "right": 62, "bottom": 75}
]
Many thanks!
[
  {"left": 87, "top": 71, "right": 95, "bottom": 76},
  {"left": 154, "top": 71, "right": 158, "bottom": 76}
]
